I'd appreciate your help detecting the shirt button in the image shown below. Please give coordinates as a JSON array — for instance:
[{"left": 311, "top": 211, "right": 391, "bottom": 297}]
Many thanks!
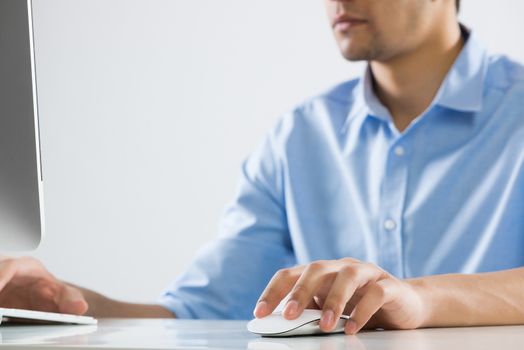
[
  {"left": 384, "top": 219, "right": 397, "bottom": 231},
  {"left": 394, "top": 146, "right": 405, "bottom": 157}
]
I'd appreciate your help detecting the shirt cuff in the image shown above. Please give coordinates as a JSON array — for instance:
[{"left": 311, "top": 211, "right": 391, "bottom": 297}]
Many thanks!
[{"left": 157, "top": 295, "right": 198, "bottom": 319}]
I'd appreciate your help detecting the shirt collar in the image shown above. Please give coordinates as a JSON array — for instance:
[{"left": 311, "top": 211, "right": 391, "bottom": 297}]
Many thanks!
[
  {"left": 342, "top": 26, "right": 489, "bottom": 132},
  {"left": 435, "top": 28, "right": 488, "bottom": 112}
]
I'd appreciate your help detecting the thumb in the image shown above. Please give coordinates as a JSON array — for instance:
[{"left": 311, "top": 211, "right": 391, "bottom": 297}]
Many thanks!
[{"left": 56, "top": 285, "right": 88, "bottom": 315}]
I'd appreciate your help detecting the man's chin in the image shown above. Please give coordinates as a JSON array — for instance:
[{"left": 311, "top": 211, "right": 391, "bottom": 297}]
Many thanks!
[
  {"left": 340, "top": 50, "right": 372, "bottom": 62},
  {"left": 338, "top": 43, "right": 374, "bottom": 62}
]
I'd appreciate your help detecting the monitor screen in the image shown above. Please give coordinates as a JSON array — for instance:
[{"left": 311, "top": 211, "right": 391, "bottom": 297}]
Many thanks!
[{"left": 0, "top": 0, "right": 44, "bottom": 250}]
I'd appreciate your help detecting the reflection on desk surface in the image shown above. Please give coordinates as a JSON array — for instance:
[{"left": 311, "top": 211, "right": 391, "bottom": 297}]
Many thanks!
[
  {"left": 0, "top": 324, "right": 97, "bottom": 345},
  {"left": 0, "top": 319, "right": 523, "bottom": 349}
]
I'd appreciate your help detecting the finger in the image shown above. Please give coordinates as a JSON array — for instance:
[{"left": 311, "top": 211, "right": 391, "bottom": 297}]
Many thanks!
[
  {"left": 320, "top": 263, "right": 383, "bottom": 331},
  {"left": 30, "top": 282, "right": 60, "bottom": 313},
  {"left": 341, "top": 288, "right": 366, "bottom": 316},
  {"left": 346, "top": 279, "right": 393, "bottom": 335},
  {"left": 306, "top": 299, "right": 320, "bottom": 309},
  {"left": 56, "top": 285, "right": 88, "bottom": 315},
  {"left": 254, "top": 267, "right": 302, "bottom": 318},
  {"left": 362, "top": 314, "right": 380, "bottom": 331},
  {"left": 0, "top": 257, "right": 53, "bottom": 292},
  {"left": 0, "top": 259, "right": 19, "bottom": 292},
  {"left": 283, "top": 261, "right": 333, "bottom": 320}
]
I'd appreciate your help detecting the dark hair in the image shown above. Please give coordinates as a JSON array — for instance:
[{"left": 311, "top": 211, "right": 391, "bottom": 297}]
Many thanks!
[{"left": 456, "top": 0, "right": 461, "bottom": 12}]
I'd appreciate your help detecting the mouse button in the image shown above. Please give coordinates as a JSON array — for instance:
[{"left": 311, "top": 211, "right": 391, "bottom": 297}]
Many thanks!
[
  {"left": 247, "top": 314, "right": 294, "bottom": 335},
  {"left": 298, "top": 309, "right": 323, "bottom": 321},
  {"left": 247, "top": 311, "right": 320, "bottom": 335},
  {"left": 280, "top": 320, "right": 323, "bottom": 337}
]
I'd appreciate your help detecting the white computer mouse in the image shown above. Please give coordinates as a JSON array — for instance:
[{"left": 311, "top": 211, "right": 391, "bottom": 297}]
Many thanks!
[{"left": 247, "top": 309, "right": 350, "bottom": 337}]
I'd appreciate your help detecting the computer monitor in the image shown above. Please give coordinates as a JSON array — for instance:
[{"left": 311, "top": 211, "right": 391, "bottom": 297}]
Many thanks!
[{"left": 0, "top": 0, "right": 44, "bottom": 250}]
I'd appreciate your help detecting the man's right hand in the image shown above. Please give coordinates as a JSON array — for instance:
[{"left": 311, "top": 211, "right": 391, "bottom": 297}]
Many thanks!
[{"left": 0, "top": 256, "right": 88, "bottom": 315}]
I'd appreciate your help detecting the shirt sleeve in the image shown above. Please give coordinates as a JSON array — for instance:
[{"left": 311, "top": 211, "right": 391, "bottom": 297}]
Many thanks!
[{"left": 158, "top": 129, "right": 295, "bottom": 320}]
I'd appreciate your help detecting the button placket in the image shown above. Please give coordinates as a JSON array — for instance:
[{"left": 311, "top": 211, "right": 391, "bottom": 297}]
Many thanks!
[{"left": 378, "top": 140, "right": 410, "bottom": 278}]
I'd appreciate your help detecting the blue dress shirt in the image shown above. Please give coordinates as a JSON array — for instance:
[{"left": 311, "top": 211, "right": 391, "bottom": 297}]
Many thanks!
[{"left": 159, "top": 31, "right": 524, "bottom": 320}]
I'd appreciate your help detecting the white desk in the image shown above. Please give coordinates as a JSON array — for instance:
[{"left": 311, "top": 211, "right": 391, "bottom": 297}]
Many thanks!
[{"left": 0, "top": 319, "right": 523, "bottom": 349}]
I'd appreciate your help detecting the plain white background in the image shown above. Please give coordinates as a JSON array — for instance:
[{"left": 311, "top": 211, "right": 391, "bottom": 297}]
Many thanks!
[{"left": 28, "top": 0, "right": 524, "bottom": 303}]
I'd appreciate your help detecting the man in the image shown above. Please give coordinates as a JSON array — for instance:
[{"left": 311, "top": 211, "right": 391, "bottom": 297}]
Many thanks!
[{"left": 2, "top": 0, "right": 524, "bottom": 335}]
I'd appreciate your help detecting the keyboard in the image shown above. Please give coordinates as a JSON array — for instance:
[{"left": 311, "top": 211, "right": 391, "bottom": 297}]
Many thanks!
[{"left": 0, "top": 308, "right": 97, "bottom": 325}]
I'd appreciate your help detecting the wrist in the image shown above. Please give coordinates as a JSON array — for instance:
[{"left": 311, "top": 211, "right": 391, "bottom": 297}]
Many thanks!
[{"left": 406, "top": 277, "right": 434, "bottom": 328}]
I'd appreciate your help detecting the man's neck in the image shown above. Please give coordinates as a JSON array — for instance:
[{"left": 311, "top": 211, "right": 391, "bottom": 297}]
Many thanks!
[{"left": 370, "top": 22, "right": 464, "bottom": 133}]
